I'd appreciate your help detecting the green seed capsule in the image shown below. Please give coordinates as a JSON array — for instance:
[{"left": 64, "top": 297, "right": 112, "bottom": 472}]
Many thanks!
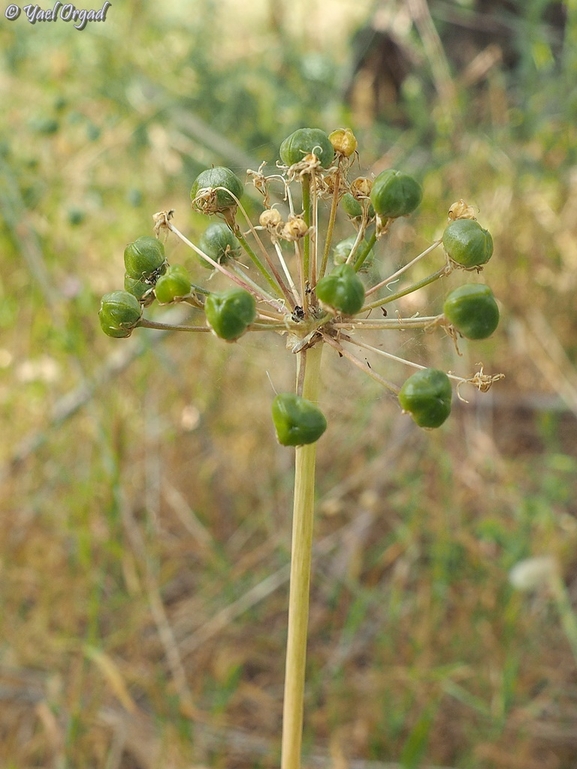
[
  {"left": 204, "top": 288, "right": 257, "bottom": 341},
  {"left": 341, "top": 193, "right": 363, "bottom": 219},
  {"left": 124, "top": 274, "right": 155, "bottom": 305},
  {"left": 154, "top": 264, "right": 191, "bottom": 304},
  {"left": 442, "top": 219, "right": 493, "bottom": 268},
  {"left": 190, "top": 167, "right": 243, "bottom": 212},
  {"left": 370, "top": 169, "right": 422, "bottom": 219},
  {"left": 315, "top": 263, "right": 365, "bottom": 315},
  {"left": 272, "top": 393, "right": 327, "bottom": 446},
  {"left": 332, "top": 235, "right": 374, "bottom": 270},
  {"left": 398, "top": 368, "right": 452, "bottom": 428},
  {"left": 443, "top": 283, "right": 499, "bottom": 340},
  {"left": 279, "top": 128, "right": 335, "bottom": 169},
  {"left": 124, "top": 236, "right": 166, "bottom": 281},
  {"left": 99, "top": 290, "right": 142, "bottom": 338},
  {"left": 341, "top": 193, "right": 375, "bottom": 220},
  {"left": 199, "top": 223, "right": 242, "bottom": 268}
]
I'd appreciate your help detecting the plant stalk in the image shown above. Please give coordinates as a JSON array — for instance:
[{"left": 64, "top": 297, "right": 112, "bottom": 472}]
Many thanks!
[
  {"left": 301, "top": 175, "right": 311, "bottom": 312},
  {"left": 281, "top": 343, "right": 323, "bottom": 769}
]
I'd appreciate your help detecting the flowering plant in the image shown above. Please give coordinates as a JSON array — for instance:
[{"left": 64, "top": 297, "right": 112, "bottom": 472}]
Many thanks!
[{"left": 99, "top": 127, "right": 502, "bottom": 768}]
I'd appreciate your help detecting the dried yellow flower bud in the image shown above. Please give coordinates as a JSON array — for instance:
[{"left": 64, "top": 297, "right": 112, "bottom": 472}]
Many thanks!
[
  {"left": 259, "top": 209, "right": 283, "bottom": 228},
  {"left": 350, "top": 176, "right": 372, "bottom": 199},
  {"left": 448, "top": 200, "right": 477, "bottom": 221},
  {"left": 329, "top": 128, "right": 358, "bottom": 158},
  {"left": 281, "top": 215, "right": 309, "bottom": 241}
]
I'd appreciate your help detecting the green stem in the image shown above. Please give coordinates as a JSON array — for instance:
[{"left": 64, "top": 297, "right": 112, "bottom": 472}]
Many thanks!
[
  {"left": 333, "top": 314, "right": 443, "bottom": 331},
  {"left": 301, "top": 175, "right": 311, "bottom": 310},
  {"left": 138, "top": 318, "right": 210, "bottom": 332},
  {"left": 281, "top": 343, "right": 323, "bottom": 769},
  {"left": 353, "top": 230, "right": 377, "bottom": 272},
  {"left": 233, "top": 227, "right": 287, "bottom": 299},
  {"left": 362, "top": 265, "right": 448, "bottom": 312},
  {"left": 319, "top": 169, "right": 341, "bottom": 280},
  {"left": 167, "top": 220, "right": 283, "bottom": 311},
  {"left": 322, "top": 333, "right": 399, "bottom": 394},
  {"left": 364, "top": 239, "right": 442, "bottom": 297}
]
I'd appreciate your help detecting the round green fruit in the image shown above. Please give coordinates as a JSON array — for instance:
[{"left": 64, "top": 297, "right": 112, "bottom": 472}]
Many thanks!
[
  {"left": 442, "top": 219, "right": 493, "bottom": 268},
  {"left": 332, "top": 235, "right": 374, "bottom": 272},
  {"left": 370, "top": 170, "right": 422, "bottom": 219},
  {"left": 341, "top": 193, "right": 375, "bottom": 220},
  {"left": 341, "top": 193, "right": 363, "bottom": 218},
  {"left": 443, "top": 283, "right": 499, "bottom": 340},
  {"left": 190, "top": 167, "right": 243, "bottom": 212},
  {"left": 199, "top": 223, "right": 241, "bottom": 268},
  {"left": 279, "top": 128, "right": 334, "bottom": 169},
  {"left": 99, "top": 290, "right": 142, "bottom": 338},
  {"left": 315, "top": 263, "right": 365, "bottom": 315},
  {"left": 155, "top": 265, "right": 191, "bottom": 303},
  {"left": 124, "top": 236, "right": 166, "bottom": 281},
  {"left": 398, "top": 368, "right": 452, "bottom": 428},
  {"left": 124, "top": 274, "right": 155, "bottom": 305},
  {"left": 204, "top": 288, "right": 257, "bottom": 341},
  {"left": 272, "top": 393, "right": 327, "bottom": 447}
]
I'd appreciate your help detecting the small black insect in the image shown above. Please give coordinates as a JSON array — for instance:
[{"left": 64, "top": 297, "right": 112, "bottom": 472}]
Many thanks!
[{"left": 292, "top": 306, "right": 305, "bottom": 322}]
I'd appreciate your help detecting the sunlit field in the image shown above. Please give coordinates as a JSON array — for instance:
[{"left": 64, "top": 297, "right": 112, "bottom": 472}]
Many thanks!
[{"left": 2, "top": 2, "right": 577, "bottom": 767}]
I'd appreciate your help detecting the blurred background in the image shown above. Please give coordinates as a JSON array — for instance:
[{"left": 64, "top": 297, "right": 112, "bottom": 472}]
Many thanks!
[{"left": 1, "top": 1, "right": 577, "bottom": 767}]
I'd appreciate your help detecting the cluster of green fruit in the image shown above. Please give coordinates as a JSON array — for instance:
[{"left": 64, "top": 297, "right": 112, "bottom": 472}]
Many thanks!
[{"left": 99, "top": 127, "right": 499, "bottom": 442}]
